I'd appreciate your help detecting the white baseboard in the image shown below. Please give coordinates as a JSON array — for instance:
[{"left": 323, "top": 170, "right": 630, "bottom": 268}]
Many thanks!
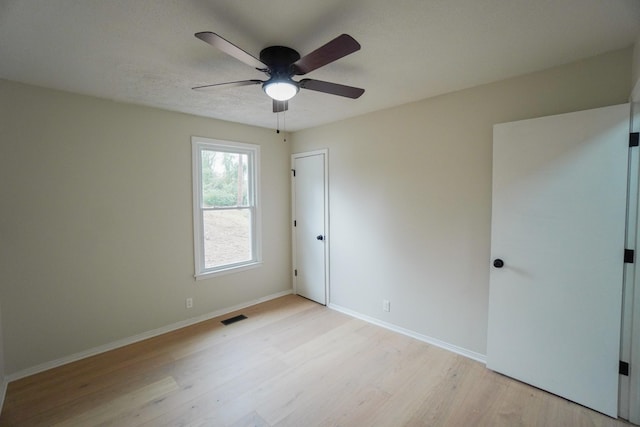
[
  {"left": 7, "top": 289, "right": 293, "bottom": 382},
  {"left": 328, "top": 303, "right": 486, "bottom": 364}
]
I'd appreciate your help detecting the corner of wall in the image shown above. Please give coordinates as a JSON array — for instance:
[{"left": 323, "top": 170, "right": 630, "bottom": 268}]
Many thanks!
[{"left": 0, "top": 379, "right": 6, "bottom": 416}]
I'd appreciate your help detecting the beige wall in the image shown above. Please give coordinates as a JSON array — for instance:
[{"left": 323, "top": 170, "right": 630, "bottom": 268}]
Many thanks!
[
  {"left": 291, "top": 48, "right": 632, "bottom": 356},
  {"left": 0, "top": 81, "right": 292, "bottom": 375}
]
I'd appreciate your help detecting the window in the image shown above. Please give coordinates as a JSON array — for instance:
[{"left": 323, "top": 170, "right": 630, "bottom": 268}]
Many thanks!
[{"left": 192, "top": 136, "right": 261, "bottom": 278}]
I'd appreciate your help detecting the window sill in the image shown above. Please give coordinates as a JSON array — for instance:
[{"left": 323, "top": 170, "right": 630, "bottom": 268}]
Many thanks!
[{"left": 195, "top": 261, "right": 262, "bottom": 280}]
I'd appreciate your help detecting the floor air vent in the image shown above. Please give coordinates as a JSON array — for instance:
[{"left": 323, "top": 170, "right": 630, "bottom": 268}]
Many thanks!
[{"left": 221, "top": 314, "right": 247, "bottom": 325}]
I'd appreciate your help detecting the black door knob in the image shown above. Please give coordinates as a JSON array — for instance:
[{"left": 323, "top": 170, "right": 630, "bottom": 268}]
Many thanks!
[
  {"left": 316, "top": 235, "right": 324, "bottom": 241},
  {"left": 493, "top": 259, "right": 504, "bottom": 268}
]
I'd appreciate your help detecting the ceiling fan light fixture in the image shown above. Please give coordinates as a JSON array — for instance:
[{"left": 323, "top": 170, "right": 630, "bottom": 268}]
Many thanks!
[{"left": 263, "top": 80, "right": 299, "bottom": 101}]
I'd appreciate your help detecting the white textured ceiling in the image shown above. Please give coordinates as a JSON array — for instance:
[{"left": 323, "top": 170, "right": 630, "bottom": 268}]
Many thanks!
[{"left": 1, "top": 0, "right": 639, "bottom": 131}]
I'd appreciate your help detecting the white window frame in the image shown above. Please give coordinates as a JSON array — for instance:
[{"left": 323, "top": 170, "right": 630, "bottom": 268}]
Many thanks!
[{"left": 191, "top": 136, "right": 262, "bottom": 279}]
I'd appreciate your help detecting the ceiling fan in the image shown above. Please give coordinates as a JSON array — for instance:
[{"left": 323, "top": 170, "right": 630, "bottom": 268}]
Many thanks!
[{"left": 193, "top": 32, "right": 365, "bottom": 113}]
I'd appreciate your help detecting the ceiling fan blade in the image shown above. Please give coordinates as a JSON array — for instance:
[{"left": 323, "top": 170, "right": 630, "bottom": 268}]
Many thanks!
[
  {"left": 273, "top": 100, "right": 288, "bottom": 113},
  {"left": 195, "top": 32, "right": 267, "bottom": 70},
  {"left": 292, "top": 34, "right": 361, "bottom": 75},
  {"left": 192, "top": 80, "right": 262, "bottom": 91},
  {"left": 299, "top": 79, "right": 365, "bottom": 99}
]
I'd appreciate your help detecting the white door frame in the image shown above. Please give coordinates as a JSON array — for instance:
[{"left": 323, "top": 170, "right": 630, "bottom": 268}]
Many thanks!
[
  {"left": 291, "top": 149, "right": 330, "bottom": 304},
  {"left": 624, "top": 93, "right": 640, "bottom": 424}
]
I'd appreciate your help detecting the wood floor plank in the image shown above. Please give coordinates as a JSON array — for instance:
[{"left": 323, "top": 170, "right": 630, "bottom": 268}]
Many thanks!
[
  {"left": 0, "top": 295, "right": 633, "bottom": 426},
  {"left": 53, "top": 376, "right": 180, "bottom": 427},
  {"left": 139, "top": 357, "right": 289, "bottom": 427},
  {"left": 366, "top": 345, "right": 459, "bottom": 426},
  {"left": 229, "top": 410, "right": 270, "bottom": 427},
  {"left": 99, "top": 348, "right": 283, "bottom": 427},
  {"left": 2, "top": 350, "right": 176, "bottom": 422}
]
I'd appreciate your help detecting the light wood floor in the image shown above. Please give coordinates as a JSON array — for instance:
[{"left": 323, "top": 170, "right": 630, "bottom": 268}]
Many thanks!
[{"left": 0, "top": 295, "right": 632, "bottom": 426}]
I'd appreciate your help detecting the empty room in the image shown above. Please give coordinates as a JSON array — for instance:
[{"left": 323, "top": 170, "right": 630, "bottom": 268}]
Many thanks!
[{"left": 2, "top": 0, "right": 640, "bottom": 425}]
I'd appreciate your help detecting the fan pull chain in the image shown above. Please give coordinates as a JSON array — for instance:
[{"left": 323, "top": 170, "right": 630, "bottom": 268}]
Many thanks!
[
  {"left": 275, "top": 111, "right": 287, "bottom": 143},
  {"left": 283, "top": 110, "right": 287, "bottom": 142}
]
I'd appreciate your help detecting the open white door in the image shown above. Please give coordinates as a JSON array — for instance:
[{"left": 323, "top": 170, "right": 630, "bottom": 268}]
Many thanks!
[
  {"left": 487, "top": 103, "right": 630, "bottom": 417},
  {"left": 292, "top": 150, "right": 328, "bottom": 305}
]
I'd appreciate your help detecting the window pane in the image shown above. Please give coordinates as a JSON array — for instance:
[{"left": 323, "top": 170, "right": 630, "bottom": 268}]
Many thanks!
[
  {"left": 201, "top": 150, "right": 249, "bottom": 208},
  {"left": 192, "top": 137, "right": 261, "bottom": 277},
  {"left": 203, "top": 209, "right": 252, "bottom": 269}
]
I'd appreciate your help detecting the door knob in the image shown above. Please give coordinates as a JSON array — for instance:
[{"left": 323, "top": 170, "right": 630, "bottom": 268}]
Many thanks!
[
  {"left": 493, "top": 259, "right": 504, "bottom": 268},
  {"left": 316, "top": 235, "right": 324, "bottom": 241}
]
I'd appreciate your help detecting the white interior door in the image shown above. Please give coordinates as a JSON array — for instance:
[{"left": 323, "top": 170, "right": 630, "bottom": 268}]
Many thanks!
[
  {"left": 487, "top": 103, "right": 630, "bottom": 418},
  {"left": 292, "top": 151, "right": 328, "bottom": 305}
]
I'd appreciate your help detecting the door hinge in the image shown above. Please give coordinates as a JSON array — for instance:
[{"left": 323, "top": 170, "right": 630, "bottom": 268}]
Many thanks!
[
  {"left": 620, "top": 360, "right": 629, "bottom": 376},
  {"left": 294, "top": 269, "right": 297, "bottom": 277},
  {"left": 630, "top": 132, "right": 639, "bottom": 147},
  {"left": 291, "top": 169, "right": 296, "bottom": 177},
  {"left": 625, "top": 249, "right": 635, "bottom": 264},
  {"left": 294, "top": 220, "right": 297, "bottom": 227}
]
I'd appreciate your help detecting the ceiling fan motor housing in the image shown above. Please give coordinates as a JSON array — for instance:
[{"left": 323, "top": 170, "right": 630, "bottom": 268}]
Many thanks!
[{"left": 259, "top": 46, "right": 301, "bottom": 77}]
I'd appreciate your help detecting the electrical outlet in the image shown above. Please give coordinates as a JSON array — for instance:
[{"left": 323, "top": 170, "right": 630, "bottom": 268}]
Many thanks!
[
  {"left": 383, "top": 300, "right": 390, "bottom": 312},
  {"left": 186, "top": 297, "right": 193, "bottom": 309}
]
